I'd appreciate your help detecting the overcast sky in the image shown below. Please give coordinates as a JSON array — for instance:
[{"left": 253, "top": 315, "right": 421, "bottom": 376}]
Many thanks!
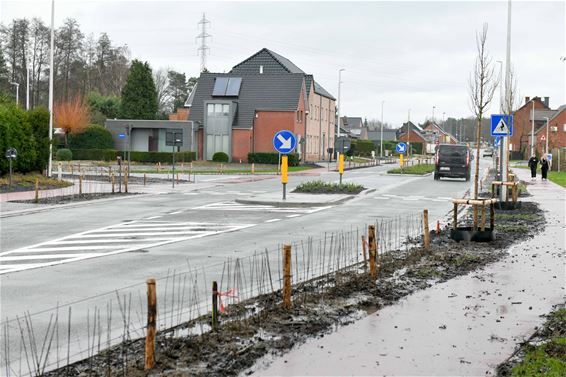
[{"left": 1, "top": 0, "right": 564, "bottom": 126}]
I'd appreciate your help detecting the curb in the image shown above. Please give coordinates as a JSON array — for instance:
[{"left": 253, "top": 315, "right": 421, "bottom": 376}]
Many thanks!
[
  {"left": 235, "top": 194, "right": 354, "bottom": 208},
  {"left": 386, "top": 172, "right": 433, "bottom": 177}
]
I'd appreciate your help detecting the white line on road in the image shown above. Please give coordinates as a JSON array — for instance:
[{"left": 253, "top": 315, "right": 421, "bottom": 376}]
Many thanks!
[
  {"left": 169, "top": 211, "right": 183, "bottom": 214},
  {"left": 286, "top": 214, "right": 301, "bottom": 218},
  {"left": 265, "top": 218, "right": 282, "bottom": 223},
  {"left": 146, "top": 216, "right": 163, "bottom": 220}
]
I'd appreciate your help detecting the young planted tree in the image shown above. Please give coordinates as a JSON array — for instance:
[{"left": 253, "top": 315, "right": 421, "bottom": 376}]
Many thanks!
[
  {"left": 54, "top": 95, "right": 90, "bottom": 145},
  {"left": 120, "top": 59, "right": 157, "bottom": 119},
  {"left": 468, "top": 23, "right": 497, "bottom": 227}
]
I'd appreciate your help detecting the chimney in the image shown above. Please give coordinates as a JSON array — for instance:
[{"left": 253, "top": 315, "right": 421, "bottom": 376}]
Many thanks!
[
  {"left": 525, "top": 96, "right": 530, "bottom": 104},
  {"left": 259, "top": 65, "right": 263, "bottom": 74},
  {"left": 544, "top": 97, "right": 549, "bottom": 107}
]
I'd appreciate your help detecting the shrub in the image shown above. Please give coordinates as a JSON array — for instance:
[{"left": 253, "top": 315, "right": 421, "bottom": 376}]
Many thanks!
[
  {"left": 348, "top": 139, "right": 374, "bottom": 157},
  {"left": 68, "top": 125, "right": 114, "bottom": 149},
  {"left": 27, "top": 107, "right": 50, "bottom": 172},
  {"left": 71, "top": 149, "right": 118, "bottom": 161},
  {"left": 247, "top": 152, "right": 299, "bottom": 166},
  {"left": 129, "top": 151, "right": 196, "bottom": 163},
  {"left": 56, "top": 148, "right": 73, "bottom": 161},
  {"left": 212, "top": 152, "right": 229, "bottom": 163},
  {"left": 0, "top": 101, "right": 38, "bottom": 175},
  {"left": 293, "top": 180, "right": 365, "bottom": 194}
]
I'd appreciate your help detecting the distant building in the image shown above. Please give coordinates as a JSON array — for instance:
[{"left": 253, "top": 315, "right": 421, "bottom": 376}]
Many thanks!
[
  {"left": 422, "top": 121, "right": 459, "bottom": 144},
  {"left": 511, "top": 96, "right": 551, "bottom": 157},
  {"left": 187, "top": 48, "right": 335, "bottom": 162},
  {"left": 534, "top": 104, "right": 566, "bottom": 156}
]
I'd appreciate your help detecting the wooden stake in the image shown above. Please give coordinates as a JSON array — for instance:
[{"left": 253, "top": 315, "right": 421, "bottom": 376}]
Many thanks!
[
  {"left": 111, "top": 174, "right": 115, "bottom": 194},
  {"left": 480, "top": 205, "right": 486, "bottom": 231},
  {"left": 124, "top": 170, "right": 128, "bottom": 193},
  {"left": 473, "top": 205, "right": 478, "bottom": 230},
  {"left": 144, "top": 278, "right": 156, "bottom": 370},
  {"left": 34, "top": 178, "right": 39, "bottom": 203},
  {"left": 453, "top": 203, "right": 458, "bottom": 230},
  {"left": 79, "top": 175, "right": 83, "bottom": 195},
  {"left": 212, "top": 281, "right": 219, "bottom": 331},
  {"left": 251, "top": 163, "right": 255, "bottom": 175},
  {"left": 368, "top": 225, "right": 377, "bottom": 279},
  {"left": 282, "top": 244, "right": 292, "bottom": 310},
  {"left": 490, "top": 203, "right": 495, "bottom": 230},
  {"left": 423, "top": 209, "right": 430, "bottom": 250},
  {"left": 144, "top": 173, "right": 147, "bottom": 186},
  {"left": 361, "top": 235, "right": 368, "bottom": 269}
]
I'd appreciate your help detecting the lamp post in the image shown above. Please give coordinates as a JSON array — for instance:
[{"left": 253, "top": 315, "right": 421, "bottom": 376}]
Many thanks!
[
  {"left": 530, "top": 100, "right": 535, "bottom": 157},
  {"left": 496, "top": 60, "right": 503, "bottom": 112},
  {"left": 543, "top": 117, "right": 549, "bottom": 154},
  {"left": 10, "top": 82, "right": 19, "bottom": 106},
  {"left": 380, "top": 100, "right": 385, "bottom": 159},
  {"left": 432, "top": 106, "right": 435, "bottom": 122},
  {"left": 337, "top": 68, "right": 345, "bottom": 141}
]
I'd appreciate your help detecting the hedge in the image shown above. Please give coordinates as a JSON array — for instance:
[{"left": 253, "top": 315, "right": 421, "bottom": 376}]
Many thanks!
[
  {"left": 70, "top": 149, "right": 196, "bottom": 163},
  {"left": 212, "top": 152, "right": 229, "bottom": 163},
  {"left": 68, "top": 125, "right": 114, "bottom": 150},
  {"left": 247, "top": 152, "right": 299, "bottom": 166},
  {"left": 56, "top": 149, "right": 73, "bottom": 161},
  {"left": 348, "top": 139, "right": 375, "bottom": 157}
]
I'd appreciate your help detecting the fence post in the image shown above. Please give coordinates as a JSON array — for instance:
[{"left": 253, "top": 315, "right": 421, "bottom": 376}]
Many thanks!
[
  {"left": 108, "top": 166, "right": 112, "bottom": 182},
  {"left": 79, "top": 175, "right": 83, "bottom": 195},
  {"left": 34, "top": 178, "right": 39, "bottom": 203},
  {"left": 368, "top": 225, "right": 377, "bottom": 279},
  {"left": 251, "top": 163, "right": 255, "bottom": 175},
  {"left": 480, "top": 204, "right": 486, "bottom": 231},
  {"left": 490, "top": 203, "right": 495, "bottom": 229},
  {"left": 423, "top": 209, "right": 430, "bottom": 250},
  {"left": 212, "top": 281, "right": 219, "bottom": 330},
  {"left": 111, "top": 174, "right": 115, "bottom": 194},
  {"left": 282, "top": 244, "right": 292, "bottom": 310},
  {"left": 57, "top": 162, "right": 62, "bottom": 181},
  {"left": 144, "top": 278, "right": 156, "bottom": 370},
  {"left": 144, "top": 173, "right": 147, "bottom": 186},
  {"left": 124, "top": 168, "right": 128, "bottom": 193},
  {"left": 453, "top": 203, "right": 458, "bottom": 230},
  {"left": 361, "top": 235, "right": 368, "bottom": 269}
]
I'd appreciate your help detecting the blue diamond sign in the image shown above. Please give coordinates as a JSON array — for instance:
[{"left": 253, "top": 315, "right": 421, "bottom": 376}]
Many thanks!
[
  {"left": 491, "top": 115, "right": 513, "bottom": 137},
  {"left": 396, "top": 142, "right": 407, "bottom": 154},
  {"left": 273, "top": 130, "right": 297, "bottom": 154}
]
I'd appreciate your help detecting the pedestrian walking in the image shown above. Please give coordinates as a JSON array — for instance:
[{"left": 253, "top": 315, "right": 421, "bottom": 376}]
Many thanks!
[
  {"left": 528, "top": 155, "right": 539, "bottom": 180},
  {"left": 541, "top": 155, "right": 550, "bottom": 181}
]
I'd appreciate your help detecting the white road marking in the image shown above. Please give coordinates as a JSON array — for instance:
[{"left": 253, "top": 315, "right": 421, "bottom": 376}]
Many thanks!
[
  {"left": 194, "top": 201, "right": 332, "bottom": 214},
  {"left": 265, "top": 218, "right": 282, "bottom": 223},
  {"left": 286, "top": 214, "right": 301, "bottom": 218},
  {"left": 373, "top": 197, "right": 390, "bottom": 200},
  {"left": 169, "top": 211, "right": 183, "bottom": 214},
  {"left": 146, "top": 216, "right": 162, "bottom": 220},
  {"left": 0, "top": 221, "right": 256, "bottom": 274}
]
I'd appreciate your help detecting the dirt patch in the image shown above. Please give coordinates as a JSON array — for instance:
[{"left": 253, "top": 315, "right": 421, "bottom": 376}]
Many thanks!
[
  {"left": 10, "top": 192, "right": 138, "bottom": 205},
  {"left": 45, "top": 202, "right": 545, "bottom": 377}
]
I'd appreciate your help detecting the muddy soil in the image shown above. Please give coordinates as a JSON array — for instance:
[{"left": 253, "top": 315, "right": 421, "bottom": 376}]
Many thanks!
[{"left": 45, "top": 201, "right": 546, "bottom": 377}]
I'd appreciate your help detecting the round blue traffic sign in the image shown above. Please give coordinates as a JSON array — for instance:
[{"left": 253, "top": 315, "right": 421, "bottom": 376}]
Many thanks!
[
  {"left": 273, "top": 130, "right": 297, "bottom": 154},
  {"left": 396, "top": 142, "right": 407, "bottom": 154}
]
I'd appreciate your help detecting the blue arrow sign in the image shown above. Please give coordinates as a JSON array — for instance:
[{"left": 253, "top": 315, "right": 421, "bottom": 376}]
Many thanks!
[
  {"left": 118, "top": 133, "right": 126, "bottom": 139},
  {"left": 396, "top": 142, "right": 407, "bottom": 154},
  {"left": 491, "top": 115, "right": 513, "bottom": 136},
  {"left": 494, "top": 136, "right": 501, "bottom": 147},
  {"left": 273, "top": 130, "right": 297, "bottom": 154}
]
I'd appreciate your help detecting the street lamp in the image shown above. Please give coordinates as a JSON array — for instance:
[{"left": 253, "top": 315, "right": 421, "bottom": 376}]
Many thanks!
[
  {"left": 530, "top": 100, "right": 535, "bottom": 157},
  {"left": 496, "top": 60, "right": 504, "bottom": 112},
  {"left": 432, "top": 106, "right": 436, "bottom": 122},
  {"left": 10, "top": 82, "right": 19, "bottom": 106},
  {"left": 543, "top": 117, "right": 549, "bottom": 154},
  {"left": 337, "top": 68, "right": 345, "bottom": 141},
  {"left": 380, "top": 100, "right": 385, "bottom": 159}
]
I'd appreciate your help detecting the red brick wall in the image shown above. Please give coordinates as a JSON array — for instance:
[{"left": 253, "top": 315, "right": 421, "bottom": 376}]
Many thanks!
[
  {"left": 398, "top": 129, "right": 427, "bottom": 143},
  {"left": 169, "top": 108, "right": 190, "bottom": 120},
  {"left": 511, "top": 98, "right": 548, "bottom": 156},
  {"left": 535, "top": 109, "right": 566, "bottom": 154},
  {"left": 253, "top": 111, "right": 297, "bottom": 153},
  {"left": 232, "top": 129, "right": 252, "bottom": 162}
]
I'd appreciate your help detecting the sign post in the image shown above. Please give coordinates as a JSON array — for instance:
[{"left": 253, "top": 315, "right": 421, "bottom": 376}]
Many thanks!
[
  {"left": 396, "top": 142, "right": 407, "bottom": 173},
  {"left": 491, "top": 115, "right": 513, "bottom": 201},
  {"left": 166, "top": 130, "right": 183, "bottom": 188},
  {"left": 281, "top": 155, "right": 288, "bottom": 199},
  {"left": 338, "top": 153, "right": 344, "bottom": 184},
  {"left": 273, "top": 130, "right": 297, "bottom": 200},
  {"left": 5, "top": 148, "right": 17, "bottom": 188}
]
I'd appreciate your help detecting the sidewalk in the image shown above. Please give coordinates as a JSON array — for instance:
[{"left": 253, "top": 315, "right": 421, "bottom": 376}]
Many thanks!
[{"left": 253, "top": 167, "right": 565, "bottom": 376}]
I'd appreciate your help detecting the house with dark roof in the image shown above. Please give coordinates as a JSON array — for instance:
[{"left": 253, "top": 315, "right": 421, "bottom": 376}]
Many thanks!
[
  {"left": 534, "top": 104, "right": 566, "bottom": 156},
  {"left": 511, "top": 96, "right": 551, "bottom": 157},
  {"left": 186, "top": 48, "right": 335, "bottom": 161},
  {"left": 422, "top": 121, "right": 459, "bottom": 144}
]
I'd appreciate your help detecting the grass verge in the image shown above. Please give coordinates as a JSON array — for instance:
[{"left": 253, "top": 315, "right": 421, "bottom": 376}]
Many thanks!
[
  {"left": 0, "top": 173, "right": 72, "bottom": 193},
  {"left": 132, "top": 165, "right": 315, "bottom": 174},
  {"left": 548, "top": 171, "right": 566, "bottom": 188},
  {"left": 387, "top": 164, "right": 434, "bottom": 175},
  {"left": 293, "top": 180, "right": 365, "bottom": 194}
]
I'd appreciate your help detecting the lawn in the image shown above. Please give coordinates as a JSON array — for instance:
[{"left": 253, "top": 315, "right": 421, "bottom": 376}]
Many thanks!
[
  {"left": 548, "top": 171, "right": 566, "bottom": 188},
  {"left": 131, "top": 165, "right": 315, "bottom": 174},
  {"left": 387, "top": 164, "right": 435, "bottom": 175},
  {"left": 0, "top": 173, "right": 72, "bottom": 193}
]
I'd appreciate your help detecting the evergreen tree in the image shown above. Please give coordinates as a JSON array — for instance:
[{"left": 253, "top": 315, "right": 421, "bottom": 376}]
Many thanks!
[{"left": 120, "top": 59, "right": 157, "bottom": 119}]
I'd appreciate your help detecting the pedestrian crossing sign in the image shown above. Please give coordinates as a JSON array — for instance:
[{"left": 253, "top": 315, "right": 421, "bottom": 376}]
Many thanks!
[{"left": 491, "top": 114, "right": 513, "bottom": 136}]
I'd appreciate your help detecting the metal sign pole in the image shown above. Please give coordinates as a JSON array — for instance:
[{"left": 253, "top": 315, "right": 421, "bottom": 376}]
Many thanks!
[
  {"left": 172, "top": 145, "right": 175, "bottom": 189},
  {"left": 9, "top": 158, "right": 13, "bottom": 188}
]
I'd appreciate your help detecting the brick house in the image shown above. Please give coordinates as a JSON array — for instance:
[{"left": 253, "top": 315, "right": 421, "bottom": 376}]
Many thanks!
[
  {"left": 422, "top": 121, "right": 459, "bottom": 144},
  {"left": 511, "top": 96, "right": 550, "bottom": 157},
  {"left": 534, "top": 104, "right": 566, "bottom": 155},
  {"left": 187, "top": 48, "right": 335, "bottom": 162}
]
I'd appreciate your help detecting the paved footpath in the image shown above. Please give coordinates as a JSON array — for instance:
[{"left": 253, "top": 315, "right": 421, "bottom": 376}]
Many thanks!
[{"left": 253, "top": 168, "right": 565, "bottom": 376}]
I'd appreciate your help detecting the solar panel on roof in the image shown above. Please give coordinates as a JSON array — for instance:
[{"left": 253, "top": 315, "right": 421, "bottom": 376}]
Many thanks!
[
  {"left": 212, "top": 77, "right": 229, "bottom": 96},
  {"left": 226, "top": 78, "right": 242, "bottom": 96}
]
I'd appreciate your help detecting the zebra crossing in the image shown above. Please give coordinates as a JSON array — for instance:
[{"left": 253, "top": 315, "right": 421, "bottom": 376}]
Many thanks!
[
  {"left": 0, "top": 220, "right": 255, "bottom": 274},
  {"left": 372, "top": 194, "right": 453, "bottom": 202},
  {"left": 193, "top": 201, "right": 332, "bottom": 214}
]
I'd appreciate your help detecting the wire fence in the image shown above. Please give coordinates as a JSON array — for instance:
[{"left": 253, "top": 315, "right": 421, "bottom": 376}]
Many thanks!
[{"left": 0, "top": 211, "right": 425, "bottom": 377}]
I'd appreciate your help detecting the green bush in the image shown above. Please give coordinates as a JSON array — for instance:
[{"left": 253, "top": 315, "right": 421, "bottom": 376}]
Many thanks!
[
  {"left": 0, "top": 100, "right": 38, "bottom": 175},
  {"left": 71, "top": 149, "right": 118, "bottom": 161},
  {"left": 68, "top": 125, "right": 114, "bottom": 150},
  {"left": 56, "top": 148, "right": 73, "bottom": 161},
  {"left": 212, "top": 152, "right": 229, "bottom": 162},
  {"left": 293, "top": 180, "right": 365, "bottom": 194},
  {"left": 27, "top": 107, "right": 50, "bottom": 172},
  {"left": 129, "top": 151, "right": 196, "bottom": 163},
  {"left": 247, "top": 152, "right": 299, "bottom": 166},
  {"left": 348, "top": 139, "right": 374, "bottom": 157}
]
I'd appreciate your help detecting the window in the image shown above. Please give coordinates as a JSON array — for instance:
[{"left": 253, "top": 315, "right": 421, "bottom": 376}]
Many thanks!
[
  {"left": 563, "top": 124, "right": 566, "bottom": 132},
  {"left": 207, "top": 104, "right": 214, "bottom": 116},
  {"left": 212, "top": 77, "right": 242, "bottom": 96},
  {"left": 215, "top": 104, "right": 223, "bottom": 114},
  {"left": 222, "top": 104, "right": 230, "bottom": 116}
]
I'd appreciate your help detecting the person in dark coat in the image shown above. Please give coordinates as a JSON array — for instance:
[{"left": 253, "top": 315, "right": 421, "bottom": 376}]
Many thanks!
[
  {"left": 540, "top": 156, "right": 550, "bottom": 180},
  {"left": 528, "top": 155, "right": 539, "bottom": 180}
]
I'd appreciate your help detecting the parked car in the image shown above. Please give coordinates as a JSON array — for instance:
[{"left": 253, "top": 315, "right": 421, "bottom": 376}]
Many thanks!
[
  {"left": 434, "top": 144, "right": 471, "bottom": 181},
  {"left": 482, "top": 147, "right": 494, "bottom": 157}
]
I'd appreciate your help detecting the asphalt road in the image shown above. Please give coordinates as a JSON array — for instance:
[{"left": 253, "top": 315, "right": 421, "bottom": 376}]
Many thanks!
[{"left": 0, "top": 156, "right": 489, "bottom": 375}]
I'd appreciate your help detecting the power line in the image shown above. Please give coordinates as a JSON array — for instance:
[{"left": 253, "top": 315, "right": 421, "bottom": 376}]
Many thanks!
[{"left": 196, "top": 13, "right": 211, "bottom": 73}]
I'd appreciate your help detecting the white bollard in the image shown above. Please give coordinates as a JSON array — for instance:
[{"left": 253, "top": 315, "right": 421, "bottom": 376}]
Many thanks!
[{"left": 57, "top": 162, "right": 62, "bottom": 181}]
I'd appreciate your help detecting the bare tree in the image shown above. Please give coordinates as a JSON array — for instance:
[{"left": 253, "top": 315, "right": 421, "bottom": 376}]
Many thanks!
[
  {"left": 468, "top": 24, "right": 497, "bottom": 201},
  {"left": 502, "top": 65, "right": 520, "bottom": 114},
  {"left": 153, "top": 67, "right": 170, "bottom": 115}
]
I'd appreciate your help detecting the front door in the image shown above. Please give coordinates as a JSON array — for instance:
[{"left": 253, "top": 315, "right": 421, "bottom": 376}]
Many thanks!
[{"left": 205, "top": 103, "right": 231, "bottom": 160}]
